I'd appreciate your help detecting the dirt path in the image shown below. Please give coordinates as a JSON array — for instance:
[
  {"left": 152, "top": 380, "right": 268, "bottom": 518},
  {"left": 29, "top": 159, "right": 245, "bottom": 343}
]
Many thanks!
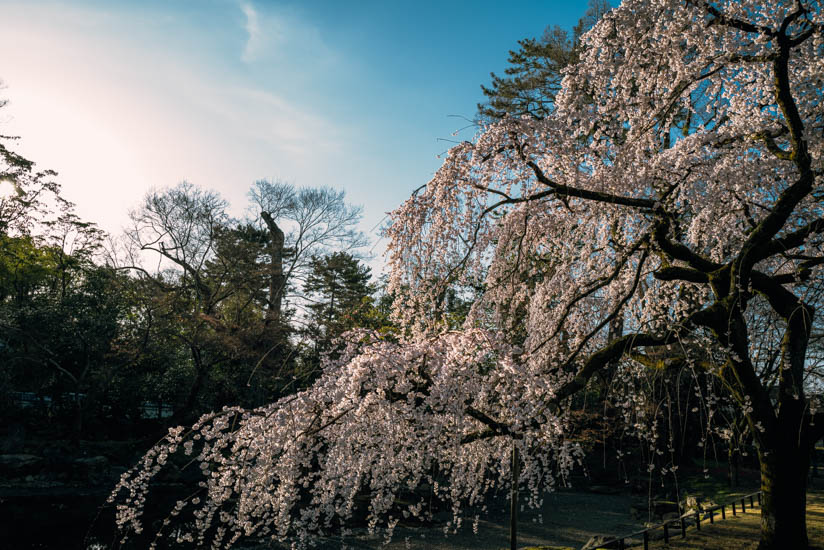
[{"left": 335, "top": 489, "right": 643, "bottom": 550}]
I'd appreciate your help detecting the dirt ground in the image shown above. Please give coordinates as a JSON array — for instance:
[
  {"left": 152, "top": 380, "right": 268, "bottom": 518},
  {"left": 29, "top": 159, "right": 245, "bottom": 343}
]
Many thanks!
[{"left": 636, "top": 491, "right": 824, "bottom": 550}]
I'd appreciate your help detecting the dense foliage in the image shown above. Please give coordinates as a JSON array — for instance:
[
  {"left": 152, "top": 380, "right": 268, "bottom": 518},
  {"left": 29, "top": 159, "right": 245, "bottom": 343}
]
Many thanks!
[
  {"left": 0, "top": 151, "right": 374, "bottom": 434},
  {"left": 477, "top": 0, "right": 609, "bottom": 121}
]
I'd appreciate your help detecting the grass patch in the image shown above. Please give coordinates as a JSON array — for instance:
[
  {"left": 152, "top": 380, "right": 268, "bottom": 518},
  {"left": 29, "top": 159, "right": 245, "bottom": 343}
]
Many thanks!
[{"left": 677, "top": 477, "right": 758, "bottom": 507}]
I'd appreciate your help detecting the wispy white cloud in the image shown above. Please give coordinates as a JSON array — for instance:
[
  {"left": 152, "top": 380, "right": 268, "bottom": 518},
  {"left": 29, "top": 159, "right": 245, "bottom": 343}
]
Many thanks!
[
  {"left": 240, "top": 1, "right": 262, "bottom": 63},
  {"left": 231, "top": 86, "right": 344, "bottom": 154},
  {"left": 236, "top": 1, "right": 337, "bottom": 69},
  {"left": 186, "top": 82, "right": 345, "bottom": 157}
]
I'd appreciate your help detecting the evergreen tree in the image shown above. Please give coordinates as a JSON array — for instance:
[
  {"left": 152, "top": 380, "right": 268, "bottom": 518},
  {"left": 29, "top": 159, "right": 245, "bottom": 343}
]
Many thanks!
[
  {"left": 477, "top": 0, "right": 609, "bottom": 121},
  {"left": 303, "top": 252, "right": 374, "bottom": 352}
]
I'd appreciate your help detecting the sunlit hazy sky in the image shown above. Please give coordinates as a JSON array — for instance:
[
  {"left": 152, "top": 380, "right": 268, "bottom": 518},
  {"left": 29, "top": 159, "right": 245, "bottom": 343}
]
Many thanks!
[{"left": 1, "top": 0, "right": 592, "bottom": 266}]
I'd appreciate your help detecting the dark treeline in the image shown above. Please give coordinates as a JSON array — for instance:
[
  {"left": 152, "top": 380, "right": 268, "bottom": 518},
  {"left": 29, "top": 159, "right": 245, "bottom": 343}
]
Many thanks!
[
  {"left": 0, "top": 139, "right": 393, "bottom": 442},
  {"left": 0, "top": 98, "right": 401, "bottom": 549}
]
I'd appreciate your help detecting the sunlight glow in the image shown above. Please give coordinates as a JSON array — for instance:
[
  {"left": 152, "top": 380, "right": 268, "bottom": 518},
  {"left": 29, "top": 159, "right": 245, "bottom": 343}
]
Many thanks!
[{"left": 0, "top": 178, "right": 17, "bottom": 198}]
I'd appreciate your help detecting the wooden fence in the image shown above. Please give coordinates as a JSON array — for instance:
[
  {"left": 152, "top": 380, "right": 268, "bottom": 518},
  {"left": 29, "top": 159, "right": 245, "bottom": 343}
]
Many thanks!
[{"left": 592, "top": 491, "right": 762, "bottom": 550}]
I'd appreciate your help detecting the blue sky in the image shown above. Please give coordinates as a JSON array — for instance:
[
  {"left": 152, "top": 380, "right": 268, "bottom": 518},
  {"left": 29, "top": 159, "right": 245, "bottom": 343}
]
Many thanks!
[{"left": 0, "top": 0, "right": 594, "bottom": 268}]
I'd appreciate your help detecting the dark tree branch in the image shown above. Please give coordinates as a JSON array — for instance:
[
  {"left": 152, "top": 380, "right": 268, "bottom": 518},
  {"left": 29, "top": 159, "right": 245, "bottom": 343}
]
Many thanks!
[{"left": 526, "top": 160, "right": 656, "bottom": 210}]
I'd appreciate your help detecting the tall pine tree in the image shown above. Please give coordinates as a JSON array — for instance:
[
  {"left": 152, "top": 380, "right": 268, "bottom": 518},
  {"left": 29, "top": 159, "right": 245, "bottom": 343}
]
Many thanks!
[
  {"left": 303, "top": 252, "right": 374, "bottom": 353},
  {"left": 477, "top": 0, "right": 609, "bottom": 121}
]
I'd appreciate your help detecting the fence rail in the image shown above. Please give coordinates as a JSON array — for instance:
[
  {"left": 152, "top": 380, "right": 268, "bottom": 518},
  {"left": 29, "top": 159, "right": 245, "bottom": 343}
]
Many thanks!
[{"left": 593, "top": 491, "right": 762, "bottom": 550}]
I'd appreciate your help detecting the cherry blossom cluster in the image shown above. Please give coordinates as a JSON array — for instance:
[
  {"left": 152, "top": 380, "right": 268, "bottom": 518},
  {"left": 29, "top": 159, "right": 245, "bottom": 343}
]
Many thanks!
[{"left": 109, "top": 330, "right": 580, "bottom": 548}]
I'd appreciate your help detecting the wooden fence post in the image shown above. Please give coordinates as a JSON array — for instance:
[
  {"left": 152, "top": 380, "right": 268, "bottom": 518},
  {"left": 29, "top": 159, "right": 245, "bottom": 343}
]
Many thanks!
[
  {"left": 643, "top": 530, "right": 649, "bottom": 550},
  {"left": 721, "top": 504, "right": 726, "bottom": 519},
  {"left": 696, "top": 511, "right": 701, "bottom": 530},
  {"left": 741, "top": 497, "right": 746, "bottom": 513},
  {"left": 664, "top": 522, "right": 669, "bottom": 543}
]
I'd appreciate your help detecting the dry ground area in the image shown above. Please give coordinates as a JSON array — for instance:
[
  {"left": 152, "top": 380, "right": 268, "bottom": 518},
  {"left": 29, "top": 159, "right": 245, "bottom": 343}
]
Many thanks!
[
  {"left": 304, "top": 489, "right": 641, "bottom": 550},
  {"left": 354, "top": 491, "right": 824, "bottom": 550},
  {"left": 350, "top": 489, "right": 643, "bottom": 550},
  {"left": 633, "top": 492, "right": 824, "bottom": 550}
]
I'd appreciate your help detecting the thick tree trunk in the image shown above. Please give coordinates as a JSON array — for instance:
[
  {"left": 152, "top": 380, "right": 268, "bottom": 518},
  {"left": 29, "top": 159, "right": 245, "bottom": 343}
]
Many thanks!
[
  {"left": 728, "top": 448, "right": 739, "bottom": 488},
  {"left": 758, "top": 443, "right": 809, "bottom": 549},
  {"left": 260, "top": 211, "right": 285, "bottom": 326}
]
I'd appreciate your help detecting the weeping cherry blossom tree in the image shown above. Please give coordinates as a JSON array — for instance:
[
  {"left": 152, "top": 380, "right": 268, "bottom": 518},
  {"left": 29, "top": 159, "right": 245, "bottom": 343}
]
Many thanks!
[{"left": 110, "top": 1, "right": 824, "bottom": 548}]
